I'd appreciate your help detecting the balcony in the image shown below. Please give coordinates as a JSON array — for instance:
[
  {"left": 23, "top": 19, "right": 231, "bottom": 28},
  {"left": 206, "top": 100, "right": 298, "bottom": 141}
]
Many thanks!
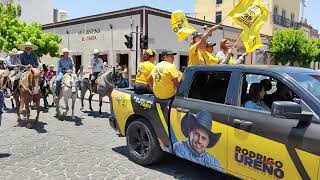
[{"left": 273, "top": 14, "right": 298, "bottom": 28}]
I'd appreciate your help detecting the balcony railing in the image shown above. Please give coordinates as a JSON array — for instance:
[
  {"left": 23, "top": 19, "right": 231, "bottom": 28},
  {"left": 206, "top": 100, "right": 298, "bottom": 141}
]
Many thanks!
[{"left": 273, "top": 14, "right": 298, "bottom": 28}]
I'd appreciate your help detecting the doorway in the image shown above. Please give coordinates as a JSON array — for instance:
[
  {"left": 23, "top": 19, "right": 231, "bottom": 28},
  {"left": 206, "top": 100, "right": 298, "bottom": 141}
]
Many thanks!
[
  {"left": 100, "top": 54, "right": 108, "bottom": 64},
  {"left": 72, "top": 55, "right": 82, "bottom": 73},
  {"left": 118, "top": 54, "right": 128, "bottom": 67}
]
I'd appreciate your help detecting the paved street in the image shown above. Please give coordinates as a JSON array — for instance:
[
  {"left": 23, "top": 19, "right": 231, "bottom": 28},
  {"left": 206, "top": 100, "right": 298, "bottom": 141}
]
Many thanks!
[{"left": 0, "top": 96, "right": 229, "bottom": 180}]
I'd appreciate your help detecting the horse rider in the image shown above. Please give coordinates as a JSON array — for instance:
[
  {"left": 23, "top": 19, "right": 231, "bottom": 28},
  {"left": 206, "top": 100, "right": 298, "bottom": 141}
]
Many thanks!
[
  {"left": 88, "top": 49, "right": 103, "bottom": 92},
  {"left": 5, "top": 48, "right": 23, "bottom": 72},
  {"left": 12, "top": 42, "right": 39, "bottom": 96},
  {"left": 56, "top": 48, "right": 75, "bottom": 97}
]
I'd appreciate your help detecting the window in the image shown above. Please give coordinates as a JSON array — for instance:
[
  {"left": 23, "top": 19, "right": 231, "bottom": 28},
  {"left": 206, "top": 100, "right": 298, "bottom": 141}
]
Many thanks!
[
  {"left": 241, "top": 73, "right": 298, "bottom": 112},
  {"left": 179, "top": 55, "right": 188, "bottom": 72},
  {"left": 281, "top": 9, "right": 286, "bottom": 19},
  {"left": 216, "top": 0, "right": 223, "bottom": 5},
  {"left": 216, "top": 11, "right": 222, "bottom": 24},
  {"left": 274, "top": 6, "right": 278, "bottom": 15},
  {"left": 188, "top": 71, "right": 231, "bottom": 104}
]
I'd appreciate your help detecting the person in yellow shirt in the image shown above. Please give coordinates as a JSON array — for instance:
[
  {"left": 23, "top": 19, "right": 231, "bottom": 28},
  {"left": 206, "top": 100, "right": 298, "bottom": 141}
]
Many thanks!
[
  {"left": 188, "top": 25, "right": 220, "bottom": 67},
  {"left": 203, "top": 41, "right": 219, "bottom": 65},
  {"left": 148, "top": 50, "right": 181, "bottom": 100},
  {"left": 134, "top": 49, "right": 156, "bottom": 94}
]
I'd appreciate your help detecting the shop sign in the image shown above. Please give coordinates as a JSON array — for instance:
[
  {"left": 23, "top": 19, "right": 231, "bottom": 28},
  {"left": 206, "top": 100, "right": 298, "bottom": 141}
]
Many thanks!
[{"left": 78, "top": 28, "right": 101, "bottom": 41}]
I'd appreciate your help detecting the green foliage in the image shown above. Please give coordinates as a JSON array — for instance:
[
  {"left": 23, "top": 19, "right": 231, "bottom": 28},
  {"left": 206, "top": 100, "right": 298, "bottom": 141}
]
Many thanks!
[
  {"left": 0, "top": 2, "right": 61, "bottom": 57},
  {"left": 270, "top": 29, "right": 320, "bottom": 67}
]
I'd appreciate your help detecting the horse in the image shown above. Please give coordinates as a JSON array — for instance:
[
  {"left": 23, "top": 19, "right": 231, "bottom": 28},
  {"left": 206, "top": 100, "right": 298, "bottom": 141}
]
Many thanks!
[
  {"left": 0, "top": 68, "right": 14, "bottom": 108},
  {"left": 14, "top": 65, "right": 41, "bottom": 129},
  {"left": 80, "top": 67, "right": 115, "bottom": 114},
  {"left": 50, "top": 70, "right": 78, "bottom": 119}
]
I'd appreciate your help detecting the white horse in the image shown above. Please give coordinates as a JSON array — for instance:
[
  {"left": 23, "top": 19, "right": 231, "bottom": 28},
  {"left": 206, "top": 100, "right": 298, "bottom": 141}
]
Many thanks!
[{"left": 50, "top": 70, "right": 78, "bottom": 119}]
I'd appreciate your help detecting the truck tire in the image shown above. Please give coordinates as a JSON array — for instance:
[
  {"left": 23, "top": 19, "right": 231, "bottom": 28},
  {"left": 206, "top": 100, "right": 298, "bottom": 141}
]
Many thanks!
[{"left": 126, "top": 118, "right": 164, "bottom": 166}]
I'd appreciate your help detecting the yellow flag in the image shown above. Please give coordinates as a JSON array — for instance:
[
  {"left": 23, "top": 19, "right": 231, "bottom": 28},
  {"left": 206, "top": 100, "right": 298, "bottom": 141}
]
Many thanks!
[
  {"left": 228, "top": 0, "right": 269, "bottom": 33},
  {"left": 171, "top": 10, "right": 197, "bottom": 42},
  {"left": 240, "top": 31, "right": 264, "bottom": 53}
]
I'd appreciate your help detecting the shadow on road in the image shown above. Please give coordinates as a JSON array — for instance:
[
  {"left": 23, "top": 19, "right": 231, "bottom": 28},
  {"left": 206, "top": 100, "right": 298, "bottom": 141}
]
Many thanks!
[
  {"left": 82, "top": 110, "right": 111, "bottom": 118},
  {"left": 15, "top": 119, "right": 48, "bottom": 133},
  {"left": 0, "top": 153, "right": 11, "bottom": 159},
  {"left": 55, "top": 115, "right": 84, "bottom": 126},
  {"left": 112, "top": 146, "right": 230, "bottom": 180}
]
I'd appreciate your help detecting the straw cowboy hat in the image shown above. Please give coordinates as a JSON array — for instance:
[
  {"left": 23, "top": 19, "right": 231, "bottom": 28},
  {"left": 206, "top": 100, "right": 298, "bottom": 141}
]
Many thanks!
[
  {"left": 181, "top": 111, "right": 221, "bottom": 148},
  {"left": 49, "top": 64, "right": 54, "bottom": 68},
  {"left": 90, "top": 49, "right": 101, "bottom": 55},
  {"left": 19, "top": 42, "right": 38, "bottom": 50},
  {"left": 9, "top": 48, "right": 23, "bottom": 55},
  {"left": 60, "top": 48, "right": 72, "bottom": 55}
]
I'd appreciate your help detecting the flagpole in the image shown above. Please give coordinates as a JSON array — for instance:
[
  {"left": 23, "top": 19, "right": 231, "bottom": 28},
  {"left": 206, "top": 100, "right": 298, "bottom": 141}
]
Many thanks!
[{"left": 232, "top": 36, "right": 241, "bottom": 49}]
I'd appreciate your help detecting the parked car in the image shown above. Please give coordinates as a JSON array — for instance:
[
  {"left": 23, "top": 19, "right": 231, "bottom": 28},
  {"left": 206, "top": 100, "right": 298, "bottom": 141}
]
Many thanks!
[{"left": 109, "top": 65, "right": 320, "bottom": 180}]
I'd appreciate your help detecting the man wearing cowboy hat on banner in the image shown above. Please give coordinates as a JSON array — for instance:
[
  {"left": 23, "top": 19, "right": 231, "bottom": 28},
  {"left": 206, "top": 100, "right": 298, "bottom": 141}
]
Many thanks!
[
  {"left": 56, "top": 48, "right": 75, "bottom": 96},
  {"left": 173, "top": 111, "right": 222, "bottom": 171},
  {"left": 88, "top": 49, "right": 103, "bottom": 91},
  {"left": 5, "top": 48, "right": 23, "bottom": 71}
]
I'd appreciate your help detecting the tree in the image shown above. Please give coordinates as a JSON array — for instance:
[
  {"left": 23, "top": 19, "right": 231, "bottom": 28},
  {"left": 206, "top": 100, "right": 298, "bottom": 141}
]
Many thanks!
[
  {"left": 0, "top": 2, "right": 61, "bottom": 57},
  {"left": 270, "top": 29, "right": 319, "bottom": 67}
]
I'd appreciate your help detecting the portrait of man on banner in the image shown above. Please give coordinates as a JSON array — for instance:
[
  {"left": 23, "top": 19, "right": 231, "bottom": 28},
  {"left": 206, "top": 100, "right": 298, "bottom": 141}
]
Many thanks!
[{"left": 172, "top": 111, "right": 223, "bottom": 171}]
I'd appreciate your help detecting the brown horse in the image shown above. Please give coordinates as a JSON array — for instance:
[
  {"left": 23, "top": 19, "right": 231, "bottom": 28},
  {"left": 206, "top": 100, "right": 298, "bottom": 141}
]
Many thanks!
[{"left": 14, "top": 65, "right": 41, "bottom": 128}]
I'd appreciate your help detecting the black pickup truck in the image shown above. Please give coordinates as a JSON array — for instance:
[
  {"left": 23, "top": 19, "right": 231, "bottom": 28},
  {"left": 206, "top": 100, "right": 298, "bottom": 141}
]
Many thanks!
[{"left": 109, "top": 65, "right": 320, "bottom": 180}]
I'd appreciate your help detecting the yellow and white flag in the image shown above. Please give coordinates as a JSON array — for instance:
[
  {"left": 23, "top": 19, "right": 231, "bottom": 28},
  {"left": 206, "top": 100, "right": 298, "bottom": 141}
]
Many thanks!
[
  {"left": 171, "top": 10, "right": 196, "bottom": 42},
  {"left": 228, "top": 0, "right": 269, "bottom": 52},
  {"left": 228, "top": 0, "right": 269, "bottom": 33},
  {"left": 240, "top": 32, "right": 264, "bottom": 53}
]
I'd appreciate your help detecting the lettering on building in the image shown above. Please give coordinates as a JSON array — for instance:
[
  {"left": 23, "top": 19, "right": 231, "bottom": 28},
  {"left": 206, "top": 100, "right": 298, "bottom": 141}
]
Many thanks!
[{"left": 78, "top": 28, "right": 101, "bottom": 41}]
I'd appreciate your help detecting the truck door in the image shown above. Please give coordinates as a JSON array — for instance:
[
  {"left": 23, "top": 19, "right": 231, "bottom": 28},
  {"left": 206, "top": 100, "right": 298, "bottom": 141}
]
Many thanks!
[
  {"left": 170, "top": 70, "right": 234, "bottom": 173},
  {"left": 227, "top": 71, "right": 320, "bottom": 180}
]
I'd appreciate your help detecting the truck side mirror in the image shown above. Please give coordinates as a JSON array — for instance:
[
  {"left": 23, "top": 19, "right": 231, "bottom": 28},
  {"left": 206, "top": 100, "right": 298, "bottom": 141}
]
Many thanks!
[{"left": 271, "top": 101, "right": 313, "bottom": 124}]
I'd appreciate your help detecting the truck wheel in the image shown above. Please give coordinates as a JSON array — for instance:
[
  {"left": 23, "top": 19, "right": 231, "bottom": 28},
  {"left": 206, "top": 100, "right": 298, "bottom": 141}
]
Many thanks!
[{"left": 126, "top": 118, "right": 164, "bottom": 165}]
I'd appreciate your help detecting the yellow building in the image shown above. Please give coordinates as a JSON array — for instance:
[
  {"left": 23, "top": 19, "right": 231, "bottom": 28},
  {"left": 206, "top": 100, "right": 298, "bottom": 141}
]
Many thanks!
[{"left": 195, "top": 0, "right": 301, "bottom": 36}]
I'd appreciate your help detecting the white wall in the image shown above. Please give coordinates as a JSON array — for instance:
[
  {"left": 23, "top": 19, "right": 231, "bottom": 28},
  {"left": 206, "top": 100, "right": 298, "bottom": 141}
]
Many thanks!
[{"left": 43, "top": 15, "right": 142, "bottom": 78}]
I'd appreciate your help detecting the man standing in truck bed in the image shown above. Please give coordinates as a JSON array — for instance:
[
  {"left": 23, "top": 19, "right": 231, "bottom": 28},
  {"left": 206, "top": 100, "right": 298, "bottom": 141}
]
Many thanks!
[{"left": 147, "top": 50, "right": 181, "bottom": 100}]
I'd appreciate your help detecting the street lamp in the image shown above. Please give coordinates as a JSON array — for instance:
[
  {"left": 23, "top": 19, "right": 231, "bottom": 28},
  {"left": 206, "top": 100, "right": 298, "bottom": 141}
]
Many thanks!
[{"left": 66, "top": 30, "right": 70, "bottom": 49}]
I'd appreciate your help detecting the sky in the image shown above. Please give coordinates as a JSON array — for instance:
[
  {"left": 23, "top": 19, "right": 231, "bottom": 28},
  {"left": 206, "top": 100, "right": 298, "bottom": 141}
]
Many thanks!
[{"left": 54, "top": 0, "right": 320, "bottom": 30}]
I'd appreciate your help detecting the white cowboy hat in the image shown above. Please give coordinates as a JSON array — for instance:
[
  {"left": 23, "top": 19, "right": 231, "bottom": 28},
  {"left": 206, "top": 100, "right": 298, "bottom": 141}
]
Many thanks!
[
  {"left": 60, "top": 48, "right": 72, "bottom": 55},
  {"left": 9, "top": 48, "right": 23, "bottom": 55},
  {"left": 49, "top": 64, "right": 54, "bottom": 68},
  {"left": 19, "top": 42, "right": 38, "bottom": 50},
  {"left": 90, "top": 49, "right": 100, "bottom": 55}
]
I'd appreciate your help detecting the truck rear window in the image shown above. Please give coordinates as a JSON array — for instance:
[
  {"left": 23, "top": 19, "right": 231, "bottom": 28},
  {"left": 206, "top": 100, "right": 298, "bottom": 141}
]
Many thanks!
[{"left": 188, "top": 71, "right": 231, "bottom": 104}]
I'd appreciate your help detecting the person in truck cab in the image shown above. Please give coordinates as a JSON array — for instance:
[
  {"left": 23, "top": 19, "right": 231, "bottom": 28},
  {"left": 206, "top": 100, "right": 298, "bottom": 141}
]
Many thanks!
[
  {"left": 266, "top": 82, "right": 293, "bottom": 108},
  {"left": 134, "top": 49, "right": 156, "bottom": 94},
  {"left": 173, "top": 111, "right": 222, "bottom": 170},
  {"left": 243, "top": 83, "right": 270, "bottom": 112},
  {"left": 188, "top": 25, "right": 220, "bottom": 67},
  {"left": 147, "top": 50, "right": 181, "bottom": 100}
]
